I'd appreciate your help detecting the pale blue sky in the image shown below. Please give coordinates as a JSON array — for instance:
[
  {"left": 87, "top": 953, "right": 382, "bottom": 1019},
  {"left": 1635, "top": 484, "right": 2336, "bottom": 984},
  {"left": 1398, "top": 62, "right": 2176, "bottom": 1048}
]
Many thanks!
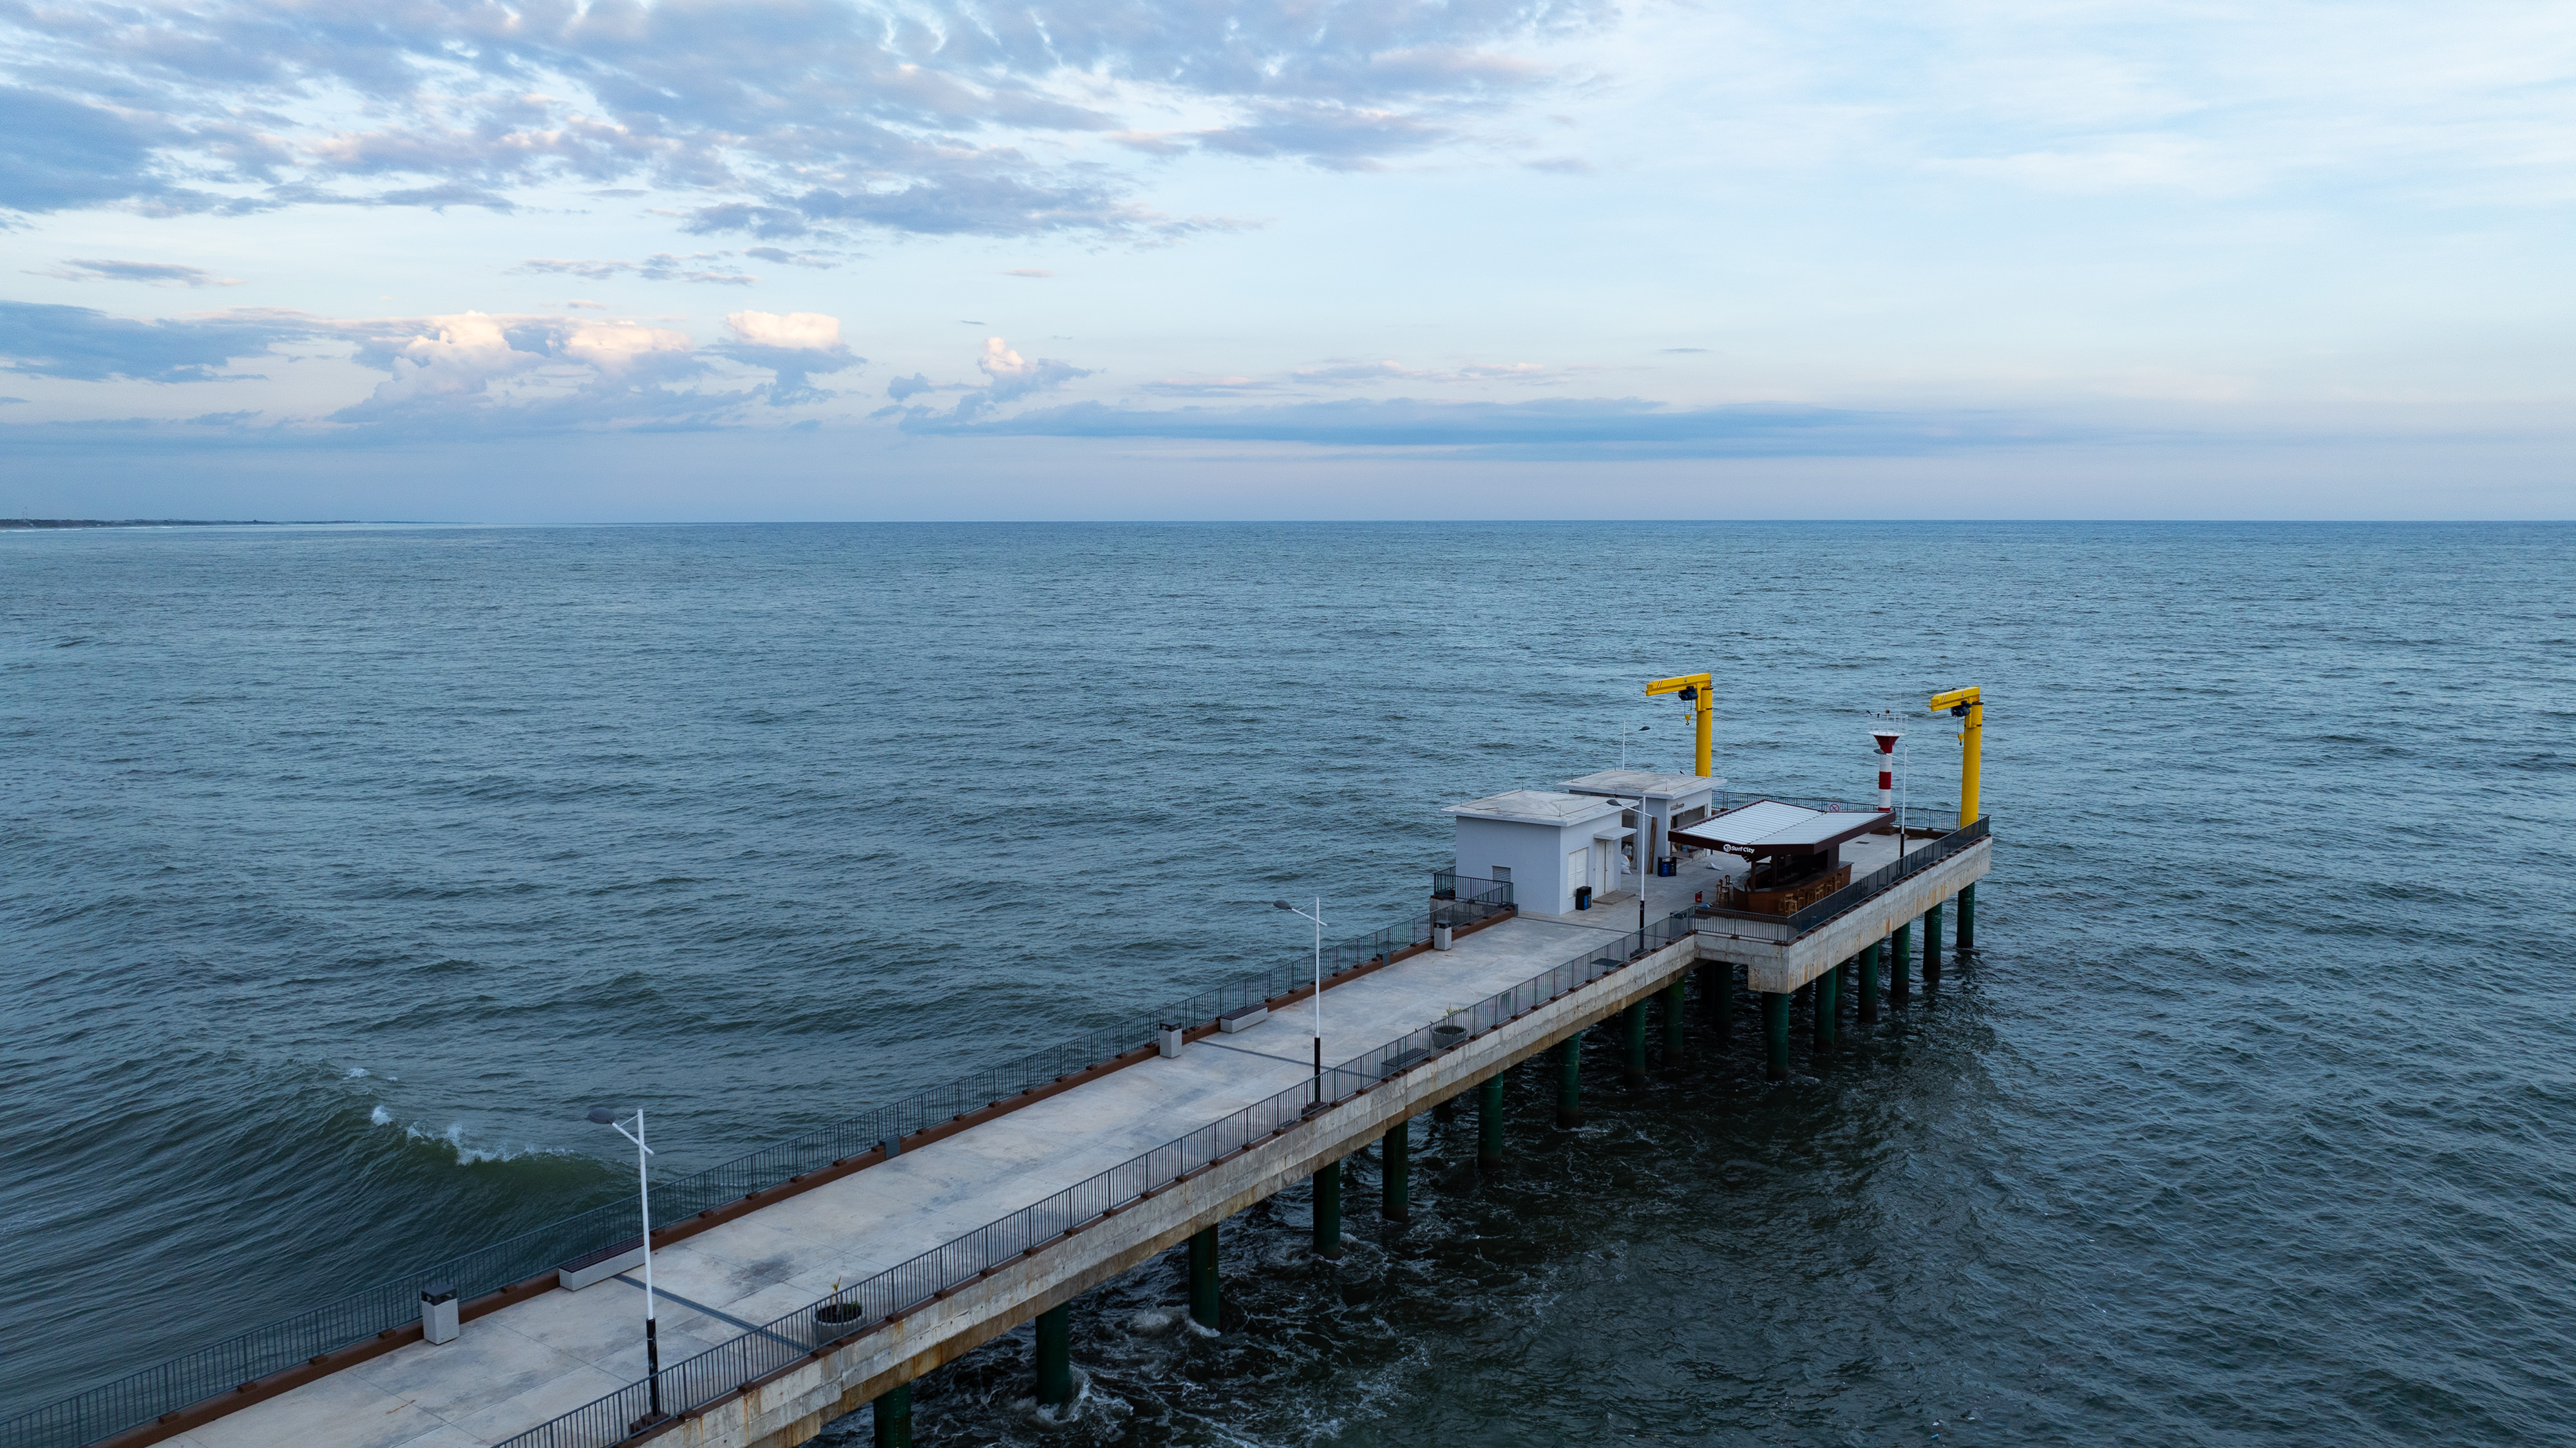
[{"left": 2, "top": 0, "right": 2570, "bottom": 519}]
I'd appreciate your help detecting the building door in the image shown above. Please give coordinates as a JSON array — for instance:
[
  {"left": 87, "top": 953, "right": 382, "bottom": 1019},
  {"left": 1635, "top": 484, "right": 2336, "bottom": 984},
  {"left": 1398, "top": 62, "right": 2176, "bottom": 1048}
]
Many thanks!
[{"left": 1566, "top": 847, "right": 1590, "bottom": 910}]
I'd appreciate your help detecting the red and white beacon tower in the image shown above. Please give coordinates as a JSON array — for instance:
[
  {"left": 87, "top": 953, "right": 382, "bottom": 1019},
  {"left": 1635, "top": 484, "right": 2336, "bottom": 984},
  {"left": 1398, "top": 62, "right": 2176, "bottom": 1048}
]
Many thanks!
[{"left": 1870, "top": 727, "right": 1903, "bottom": 813}]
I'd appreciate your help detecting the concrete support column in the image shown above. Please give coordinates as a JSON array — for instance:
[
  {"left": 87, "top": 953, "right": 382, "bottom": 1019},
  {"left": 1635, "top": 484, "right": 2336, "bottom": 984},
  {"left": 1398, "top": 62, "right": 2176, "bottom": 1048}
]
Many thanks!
[
  {"left": 1381, "top": 1120, "right": 1410, "bottom": 1224},
  {"left": 1188, "top": 1226, "right": 1219, "bottom": 1330},
  {"left": 1890, "top": 922, "right": 1912, "bottom": 1005},
  {"left": 1837, "top": 957, "right": 1856, "bottom": 1015},
  {"left": 871, "top": 1384, "right": 912, "bottom": 1448},
  {"left": 1622, "top": 1001, "right": 1649, "bottom": 1088},
  {"left": 1959, "top": 882, "right": 1976, "bottom": 955},
  {"left": 1477, "top": 1075, "right": 1504, "bottom": 1169},
  {"left": 1556, "top": 1035, "right": 1585, "bottom": 1127},
  {"left": 1924, "top": 902, "right": 1944, "bottom": 989},
  {"left": 1662, "top": 978, "right": 1687, "bottom": 1061},
  {"left": 1762, "top": 991, "right": 1791, "bottom": 1081},
  {"left": 1312, "top": 1160, "right": 1343, "bottom": 1260},
  {"left": 1812, "top": 969, "right": 1837, "bottom": 1055},
  {"left": 1706, "top": 960, "right": 1733, "bottom": 1043},
  {"left": 1858, "top": 941, "right": 1880, "bottom": 1025},
  {"left": 1034, "top": 1304, "right": 1072, "bottom": 1409}
]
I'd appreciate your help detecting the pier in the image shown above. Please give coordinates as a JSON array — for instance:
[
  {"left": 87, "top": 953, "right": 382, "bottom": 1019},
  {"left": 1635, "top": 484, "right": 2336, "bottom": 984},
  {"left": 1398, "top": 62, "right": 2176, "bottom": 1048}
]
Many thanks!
[{"left": 9, "top": 686, "right": 1994, "bottom": 1448}]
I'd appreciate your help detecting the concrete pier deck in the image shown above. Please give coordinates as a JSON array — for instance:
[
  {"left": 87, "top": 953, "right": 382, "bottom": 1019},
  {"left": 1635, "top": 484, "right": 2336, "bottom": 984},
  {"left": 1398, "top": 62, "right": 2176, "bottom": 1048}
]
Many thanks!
[{"left": 144, "top": 828, "right": 1989, "bottom": 1448}]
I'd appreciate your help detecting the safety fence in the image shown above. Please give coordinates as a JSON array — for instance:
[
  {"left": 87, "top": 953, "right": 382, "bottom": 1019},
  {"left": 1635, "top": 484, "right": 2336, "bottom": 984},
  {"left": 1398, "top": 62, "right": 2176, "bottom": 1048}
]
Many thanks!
[
  {"left": 1781, "top": 815, "right": 1991, "bottom": 935},
  {"left": 498, "top": 905, "right": 1696, "bottom": 1448},
  {"left": 0, "top": 874, "right": 1515, "bottom": 1448}
]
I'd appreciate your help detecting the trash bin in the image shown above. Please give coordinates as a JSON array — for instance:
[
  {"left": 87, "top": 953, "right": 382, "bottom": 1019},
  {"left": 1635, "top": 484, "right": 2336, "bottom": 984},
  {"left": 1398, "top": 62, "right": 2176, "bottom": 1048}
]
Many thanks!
[
  {"left": 1575, "top": 886, "right": 1593, "bottom": 911},
  {"left": 1658, "top": 857, "right": 1677, "bottom": 877},
  {"left": 421, "top": 1281, "right": 459, "bottom": 1345}
]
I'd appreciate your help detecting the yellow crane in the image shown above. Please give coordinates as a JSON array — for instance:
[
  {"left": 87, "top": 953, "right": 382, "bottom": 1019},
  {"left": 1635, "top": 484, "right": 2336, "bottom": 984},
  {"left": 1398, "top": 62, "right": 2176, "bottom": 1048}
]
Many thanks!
[
  {"left": 1927, "top": 686, "right": 1984, "bottom": 826},
  {"left": 1643, "top": 672, "right": 1715, "bottom": 777}
]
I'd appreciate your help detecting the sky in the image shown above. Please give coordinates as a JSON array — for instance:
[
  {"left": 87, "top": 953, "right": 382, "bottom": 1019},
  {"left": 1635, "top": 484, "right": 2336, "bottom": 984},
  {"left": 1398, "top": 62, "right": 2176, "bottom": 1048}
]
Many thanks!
[{"left": 1, "top": 0, "right": 2570, "bottom": 520}]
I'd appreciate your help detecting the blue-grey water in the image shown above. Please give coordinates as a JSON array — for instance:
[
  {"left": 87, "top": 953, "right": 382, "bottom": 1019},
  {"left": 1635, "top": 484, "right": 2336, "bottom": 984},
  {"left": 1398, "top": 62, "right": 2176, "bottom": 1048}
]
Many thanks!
[{"left": 4, "top": 521, "right": 2571, "bottom": 1446}]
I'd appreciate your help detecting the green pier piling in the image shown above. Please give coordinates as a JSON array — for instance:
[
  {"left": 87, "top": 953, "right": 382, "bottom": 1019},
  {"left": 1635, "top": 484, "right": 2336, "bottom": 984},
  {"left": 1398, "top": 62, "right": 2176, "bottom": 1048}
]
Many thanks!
[
  {"left": 1477, "top": 1075, "right": 1504, "bottom": 1168},
  {"left": 1662, "top": 978, "right": 1687, "bottom": 1060},
  {"left": 1707, "top": 960, "right": 1734, "bottom": 1043},
  {"left": 1763, "top": 992, "right": 1791, "bottom": 1081},
  {"left": 1188, "top": 1226, "right": 1219, "bottom": 1330},
  {"left": 872, "top": 1384, "right": 912, "bottom": 1448},
  {"left": 1313, "top": 1159, "right": 1343, "bottom": 1259},
  {"left": 1837, "top": 958, "right": 1856, "bottom": 1014},
  {"left": 1890, "top": 922, "right": 1912, "bottom": 1005},
  {"left": 1858, "top": 941, "right": 1880, "bottom": 1025},
  {"left": 1556, "top": 1034, "right": 1584, "bottom": 1127},
  {"left": 1924, "top": 902, "right": 1944, "bottom": 988},
  {"left": 1381, "top": 1120, "right": 1410, "bottom": 1223},
  {"left": 1812, "top": 969, "right": 1837, "bottom": 1054},
  {"left": 1035, "top": 1304, "right": 1072, "bottom": 1408},
  {"left": 1433, "top": 1097, "right": 1455, "bottom": 1124},
  {"left": 1959, "top": 882, "right": 1977, "bottom": 955},
  {"left": 1622, "top": 1000, "right": 1649, "bottom": 1087}
]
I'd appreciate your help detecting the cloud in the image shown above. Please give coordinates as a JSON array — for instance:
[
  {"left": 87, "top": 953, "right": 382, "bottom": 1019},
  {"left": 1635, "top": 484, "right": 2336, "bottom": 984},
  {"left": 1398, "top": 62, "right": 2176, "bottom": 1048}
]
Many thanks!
[
  {"left": 895, "top": 395, "right": 2086, "bottom": 459},
  {"left": 1142, "top": 358, "right": 1560, "bottom": 394},
  {"left": 1005, "top": 268, "right": 1056, "bottom": 278},
  {"left": 515, "top": 253, "right": 758, "bottom": 285},
  {"left": 39, "top": 259, "right": 242, "bottom": 287},
  {"left": 976, "top": 336, "right": 1094, "bottom": 404},
  {"left": 718, "top": 310, "right": 861, "bottom": 405},
  {"left": 0, "top": 86, "right": 170, "bottom": 213},
  {"left": 743, "top": 247, "right": 840, "bottom": 269},
  {"left": 1189, "top": 102, "right": 1454, "bottom": 171},
  {"left": 0, "top": 301, "right": 303, "bottom": 382},
  {"left": 0, "top": 1, "right": 1600, "bottom": 234}
]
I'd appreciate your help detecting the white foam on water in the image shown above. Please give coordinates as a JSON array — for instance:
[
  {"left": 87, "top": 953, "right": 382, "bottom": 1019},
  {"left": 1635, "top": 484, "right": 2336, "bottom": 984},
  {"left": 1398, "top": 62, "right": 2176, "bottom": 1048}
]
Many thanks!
[{"left": 369, "top": 1104, "right": 393, "bottom": 1125}]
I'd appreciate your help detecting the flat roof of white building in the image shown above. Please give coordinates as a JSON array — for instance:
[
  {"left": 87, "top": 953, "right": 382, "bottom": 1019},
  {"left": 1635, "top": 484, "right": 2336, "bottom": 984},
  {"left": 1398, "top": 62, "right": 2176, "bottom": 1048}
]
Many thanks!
[
  {"left": 1444, "top": 789, "right": 1627, "bottom": 826},
  {"left": 1559, "top": 768, "right": 1725, "bottom": 799}
]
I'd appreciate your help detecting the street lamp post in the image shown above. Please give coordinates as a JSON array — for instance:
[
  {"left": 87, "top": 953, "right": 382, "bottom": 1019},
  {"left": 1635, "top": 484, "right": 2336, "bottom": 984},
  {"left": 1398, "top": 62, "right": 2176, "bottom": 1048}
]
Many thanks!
[
  {"left": 1273, "top": 897, "right": 1327, "bottom": 1105},
  {"left": 588, "top": 1105, "right": 663, "bottom": 1422}
]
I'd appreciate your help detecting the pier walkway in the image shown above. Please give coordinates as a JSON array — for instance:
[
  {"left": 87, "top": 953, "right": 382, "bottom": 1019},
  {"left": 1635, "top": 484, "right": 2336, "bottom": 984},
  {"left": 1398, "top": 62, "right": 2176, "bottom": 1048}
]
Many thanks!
[{"left": 61, "top": 816, "right": 1991, "bottom": 1448}]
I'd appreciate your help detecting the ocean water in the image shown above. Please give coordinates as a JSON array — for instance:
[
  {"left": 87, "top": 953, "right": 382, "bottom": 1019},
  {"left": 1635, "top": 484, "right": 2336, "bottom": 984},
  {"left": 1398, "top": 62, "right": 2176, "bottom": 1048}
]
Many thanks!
[{"left": 3, "top": 520, "right": 2570, "bottom": 1447}]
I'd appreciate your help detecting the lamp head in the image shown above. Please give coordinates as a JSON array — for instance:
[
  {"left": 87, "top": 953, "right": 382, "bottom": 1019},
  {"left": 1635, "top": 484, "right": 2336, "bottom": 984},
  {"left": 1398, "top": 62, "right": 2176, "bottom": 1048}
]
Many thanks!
[{"left": 587, "top": 1107, "right": 615, "bottom": 1125}]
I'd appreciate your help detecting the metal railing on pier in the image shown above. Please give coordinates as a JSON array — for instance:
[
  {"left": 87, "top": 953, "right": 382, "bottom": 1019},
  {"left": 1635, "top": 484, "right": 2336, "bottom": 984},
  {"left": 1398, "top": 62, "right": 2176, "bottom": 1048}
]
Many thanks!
[
  {"left": 1692, "top": 815, "right": 1988, "bottom": 938},
  {"left": 0, "top": 874, "right": 1515, "bottom": 1448},
  {"left": 498, "top": 906, "right": 1694, "bottom": 1448},
  {"left": 1779, "top": 814, "right": 1989, "bottom": 934}
]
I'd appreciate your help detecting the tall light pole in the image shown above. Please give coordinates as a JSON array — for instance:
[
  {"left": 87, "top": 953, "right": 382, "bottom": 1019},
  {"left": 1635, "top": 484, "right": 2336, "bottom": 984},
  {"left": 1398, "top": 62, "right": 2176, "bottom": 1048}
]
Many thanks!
[
  {"left": 1273, "top": 897, "right": 1327, "bottom": 1105},
  {"left": 589, "top": 1105, "right": 662, "bottom": 1422}
]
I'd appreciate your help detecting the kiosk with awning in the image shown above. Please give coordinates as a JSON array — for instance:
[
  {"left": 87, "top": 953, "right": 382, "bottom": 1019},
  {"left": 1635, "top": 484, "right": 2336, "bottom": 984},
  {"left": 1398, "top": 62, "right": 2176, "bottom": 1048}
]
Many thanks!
[{"left": 1669, "top": 799, "right": 1894, "bottom": 916}]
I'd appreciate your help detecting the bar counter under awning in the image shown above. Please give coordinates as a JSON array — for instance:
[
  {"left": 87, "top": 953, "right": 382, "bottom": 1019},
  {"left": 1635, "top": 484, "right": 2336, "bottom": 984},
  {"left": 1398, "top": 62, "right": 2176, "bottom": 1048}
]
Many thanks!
[{"left": 1667, "top": 799, "right": 1892, "bottom": 856}]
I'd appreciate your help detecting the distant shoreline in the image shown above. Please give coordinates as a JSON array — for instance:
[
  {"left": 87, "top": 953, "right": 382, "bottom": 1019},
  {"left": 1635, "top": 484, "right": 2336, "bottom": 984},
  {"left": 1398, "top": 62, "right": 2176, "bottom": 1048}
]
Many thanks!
[{"left": 3, "top": 519, "right": 360, "bottom": 529}]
